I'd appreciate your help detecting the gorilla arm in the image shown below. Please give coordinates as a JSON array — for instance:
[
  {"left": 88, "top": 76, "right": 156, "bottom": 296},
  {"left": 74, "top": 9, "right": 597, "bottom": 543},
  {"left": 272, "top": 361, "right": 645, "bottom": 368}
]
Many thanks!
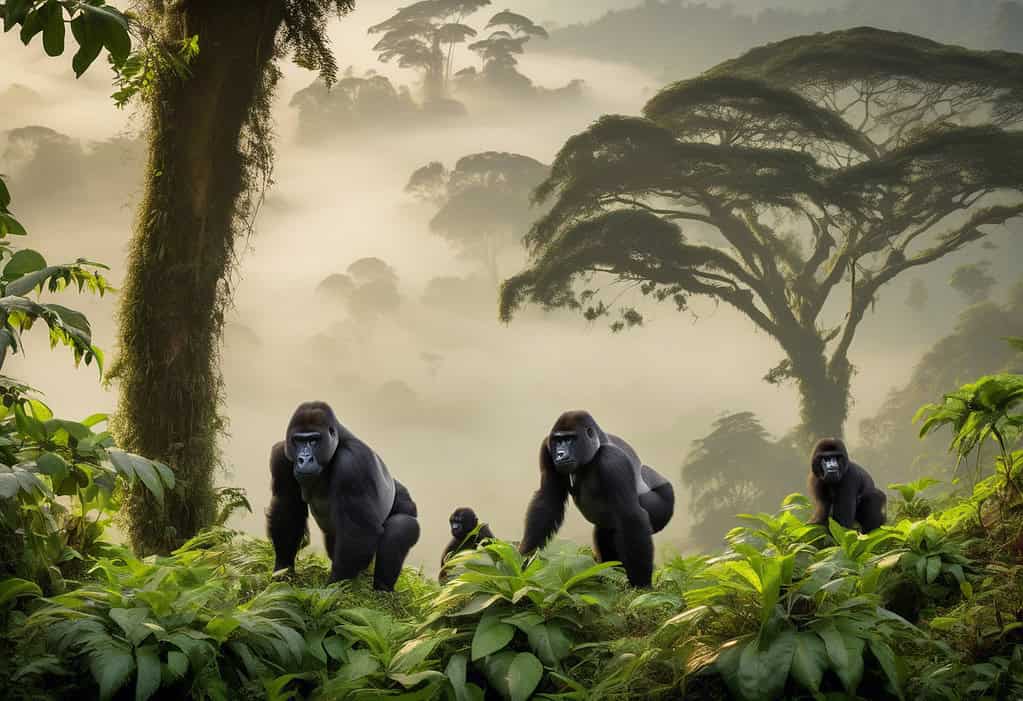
[
  {"left": 267, "top": 440, "right": 309, "bottom": 572},
  {"left": 519, "top": 439, "right": 569, "bottom": 555}
]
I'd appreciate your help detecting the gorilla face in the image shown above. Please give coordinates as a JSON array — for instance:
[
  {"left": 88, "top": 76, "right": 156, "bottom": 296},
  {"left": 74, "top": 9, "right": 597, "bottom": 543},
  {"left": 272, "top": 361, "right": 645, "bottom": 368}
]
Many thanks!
[
  {"left": 449, "top": 507, "right": 478, "bottom": 538},
  {"left": 284, "top": 403, "right": 340, "bottom": 485},
  {"left": 817, "top": 454, "right": 846, "bottom": 483},
  {"left": 812, "top": 438, "right": 849, "bottom": 485},
  {"left": 549, "top": 411, "right": 602, "bottom": 476}
]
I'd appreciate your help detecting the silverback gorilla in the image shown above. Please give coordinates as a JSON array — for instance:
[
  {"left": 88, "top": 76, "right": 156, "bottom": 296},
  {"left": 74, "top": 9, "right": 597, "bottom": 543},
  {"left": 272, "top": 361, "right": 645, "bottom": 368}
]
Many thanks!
[
  {"left": 439, "top": 507, "right": 495, "bottom": 583},
  {"left": 267, "top": 401, "right": 420, "bottom": 590},
  {"left": 808, "top": 438, "right": 886, "bottom": 532},
  {"left": 519, "top": 410, "right": 675, "bottom": 587}
]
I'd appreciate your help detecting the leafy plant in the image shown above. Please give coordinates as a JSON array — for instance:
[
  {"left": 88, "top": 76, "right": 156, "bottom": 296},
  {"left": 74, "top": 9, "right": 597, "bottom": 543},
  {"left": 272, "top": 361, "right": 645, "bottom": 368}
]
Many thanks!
[
  {"left": 916, "top": 373, "right": 1023, "bottom": 493},
  {"left": 888, "top": 478, "right": 943, "bottom": 520}
]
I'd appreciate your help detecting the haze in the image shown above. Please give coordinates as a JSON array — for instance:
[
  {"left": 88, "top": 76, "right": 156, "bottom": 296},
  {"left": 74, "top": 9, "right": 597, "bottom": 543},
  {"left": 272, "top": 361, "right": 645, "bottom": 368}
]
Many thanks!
[{"left": 3, "top": 0, "right": 1020, "bottom": 575}]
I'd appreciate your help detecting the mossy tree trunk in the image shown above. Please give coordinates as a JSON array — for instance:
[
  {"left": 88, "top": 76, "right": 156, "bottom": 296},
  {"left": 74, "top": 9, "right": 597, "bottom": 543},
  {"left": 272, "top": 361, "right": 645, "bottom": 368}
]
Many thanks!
[{"left": 115, "top": 1, "right": 285, "bottom": 554}]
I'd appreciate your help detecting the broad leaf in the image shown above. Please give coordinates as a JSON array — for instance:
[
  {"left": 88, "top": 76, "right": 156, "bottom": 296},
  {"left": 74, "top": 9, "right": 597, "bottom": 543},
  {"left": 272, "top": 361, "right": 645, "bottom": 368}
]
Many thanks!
[
  {"left": 736, "top": 630, "right": 796, "bottom": 701},
  {"left": 472, "top": 613, "right": 516, "bottom": 660},
  {"left": 3, "top": 249, "right": 46, "bottom": 281},
  {"left": 507, "top": 652, "right": 543, "bottom": 701},
  {"left": 790, "top": 631, "right": 828, "bottom": 693},
  {"left": 0, "top": 577, "right": 42, "bottom": 608},
  {"left": 134, "top": 645, "right": 161, "bottom": 701},
  {"left": 89, "top": 641, "right": 135, "bottom": 701}
]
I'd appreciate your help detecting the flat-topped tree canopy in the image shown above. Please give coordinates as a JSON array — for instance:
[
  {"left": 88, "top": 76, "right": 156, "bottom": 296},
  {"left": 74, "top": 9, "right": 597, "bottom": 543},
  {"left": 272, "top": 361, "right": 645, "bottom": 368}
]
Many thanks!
[{"left": 500, "top": 27, "right": 1023, "bottom": 441}]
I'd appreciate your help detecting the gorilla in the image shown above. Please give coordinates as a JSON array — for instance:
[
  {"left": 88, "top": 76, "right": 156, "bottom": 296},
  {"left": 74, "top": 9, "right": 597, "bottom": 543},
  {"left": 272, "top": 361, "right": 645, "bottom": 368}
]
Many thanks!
[
  {"left": 439, "top": 507, "right": 495, "bottom": 583},
  {"left": 519, "top": 410, "right": 675, "bottom": 587},
  {"left": 808, "top": 438, "right": 886, "bottom": 533},
  {"left": 267, "top": 401, "right": 420, "bottom": 590}
]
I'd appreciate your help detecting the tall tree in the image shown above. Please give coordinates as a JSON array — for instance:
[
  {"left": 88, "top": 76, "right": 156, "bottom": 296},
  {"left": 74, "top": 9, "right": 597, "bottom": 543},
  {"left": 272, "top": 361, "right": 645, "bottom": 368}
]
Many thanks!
[
  {"left": 407, "top": 151, "right": 549, "bottom": 283},
  {"left": 500, "top": 28, "right": 1023, "bottom": 442},
  {"left": 108, "top": 0, "right": 355, "bottom": 554},
  {"left": 464, "top": 9, "right": 547, "bottom": 93},
  {"left": 368, "top": 0, "right": 490, "bottom": 102}
]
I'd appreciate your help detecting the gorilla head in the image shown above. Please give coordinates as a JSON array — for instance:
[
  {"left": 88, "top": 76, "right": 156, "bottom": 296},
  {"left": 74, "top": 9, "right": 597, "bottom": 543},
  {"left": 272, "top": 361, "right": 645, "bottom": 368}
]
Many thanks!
[
  {"left": 812, "top": 438, "right": 849, "bottom": 485},
  {"left": 449, "top": 507, "right": 479, "bottom": 539},
  {"left": 548, "top": 410, "right": 604, "bottom": 476},
  {"left": 283, "top": 401, "right": 341, "bottom": 485}
]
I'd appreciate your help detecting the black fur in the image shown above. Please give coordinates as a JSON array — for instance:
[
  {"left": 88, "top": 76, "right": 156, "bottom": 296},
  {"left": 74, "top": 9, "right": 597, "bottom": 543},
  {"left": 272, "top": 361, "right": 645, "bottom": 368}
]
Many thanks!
[
  {"left": 519, "top": 410, "right": 674, "bottom": 587},
  {"left": 267, "top": 401, "right": 420, "bottom": 591},
  {"left": 807, "top": 437, "right": 886, "bottom": 533},
  {"left": 439, "top": 507, "right": 495, "bottom": 582}
]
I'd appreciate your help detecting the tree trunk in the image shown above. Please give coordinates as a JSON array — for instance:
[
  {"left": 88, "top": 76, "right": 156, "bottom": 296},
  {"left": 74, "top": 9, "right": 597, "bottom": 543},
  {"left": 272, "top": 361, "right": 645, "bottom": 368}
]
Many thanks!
[
  {"left": 113, "top": 0, "right": 285, "bottom": 555},
  {"left": 792, "top": 351, "right": 852, "bottom": 446}
]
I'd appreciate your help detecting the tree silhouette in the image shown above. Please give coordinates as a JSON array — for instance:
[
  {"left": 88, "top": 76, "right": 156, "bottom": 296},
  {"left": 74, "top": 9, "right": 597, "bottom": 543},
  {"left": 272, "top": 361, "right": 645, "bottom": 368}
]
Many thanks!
[
  {"left": 407, "top": 151, "right": 549, "bottom": 283},
  {"left": 368, "top": 0, "right": 491, "bottom": 102},
  {"left": 464, "top": 9, "right": 548, "bottom": 95},
  {"left": 949, "top": 261, "right": 997, "bottom": 305},
  {"left": 500, "top": 28, "right": 1023, "bottom": 442},
  {"left": 682, "top": 412, "right": 801, "bottom": 550}
]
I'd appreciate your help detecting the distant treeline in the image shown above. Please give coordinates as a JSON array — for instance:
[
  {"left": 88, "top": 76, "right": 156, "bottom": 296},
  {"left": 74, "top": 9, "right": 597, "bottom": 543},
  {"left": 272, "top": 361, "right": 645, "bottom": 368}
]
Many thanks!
[{"left": 547, "top": 0, "right": 1023, "bottom": 78}]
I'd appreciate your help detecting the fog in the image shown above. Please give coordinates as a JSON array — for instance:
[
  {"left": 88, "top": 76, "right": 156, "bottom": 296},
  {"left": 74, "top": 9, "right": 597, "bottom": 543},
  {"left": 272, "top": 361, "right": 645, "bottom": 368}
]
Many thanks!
[{"left": 2, "top": 0, "right": 1020, "bottom": 575}]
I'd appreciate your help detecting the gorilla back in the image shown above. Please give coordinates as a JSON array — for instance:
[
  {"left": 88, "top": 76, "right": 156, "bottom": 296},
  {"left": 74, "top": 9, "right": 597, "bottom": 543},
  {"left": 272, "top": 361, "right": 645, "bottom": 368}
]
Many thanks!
[
  {"left": 267, "top": 401, "right": 420, "bottom": 591},
  {"left": 519, "top": 410, "right": 675, "bottom": 587}
]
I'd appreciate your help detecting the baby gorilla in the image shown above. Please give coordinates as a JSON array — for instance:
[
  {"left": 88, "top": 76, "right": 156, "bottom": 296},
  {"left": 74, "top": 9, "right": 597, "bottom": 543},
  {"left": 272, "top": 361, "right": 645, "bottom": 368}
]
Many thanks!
[
  {"left": 266, "top": 401, "right": 420, "bottom": 591},
  {"left": 439, "top": 507, "right": 495, "bottom": 583},
  {"left": 519, "top": 410, "right": 675, "bottom": 587},
  {"left": 808, "top": 437, "right": 886, "bottom": 533}
]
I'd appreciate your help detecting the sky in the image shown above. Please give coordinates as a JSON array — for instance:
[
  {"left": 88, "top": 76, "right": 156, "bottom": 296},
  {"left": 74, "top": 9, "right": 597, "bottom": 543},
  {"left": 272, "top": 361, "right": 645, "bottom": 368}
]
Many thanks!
[{"left": 1, "top": 0, "right": 1017, "bottom": 576}]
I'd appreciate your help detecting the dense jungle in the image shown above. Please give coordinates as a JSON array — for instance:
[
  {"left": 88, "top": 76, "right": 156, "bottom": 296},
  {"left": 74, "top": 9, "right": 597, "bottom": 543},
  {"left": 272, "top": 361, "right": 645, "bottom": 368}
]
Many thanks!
[{"left": 1, "top": 1, "right": 1022, "bottom": 699}]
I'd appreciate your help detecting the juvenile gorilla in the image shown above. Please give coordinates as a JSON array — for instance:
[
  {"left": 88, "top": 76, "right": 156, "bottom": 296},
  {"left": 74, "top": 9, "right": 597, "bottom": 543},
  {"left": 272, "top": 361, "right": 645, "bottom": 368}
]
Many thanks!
[
  {"left": 808, "top": 438, "right": 886, "bottom": 532},
  {"left": 519, "top": 410, "right": 675, "bottom": 587},
  {"left": 439, "top": 507, "right": 495, "bottom": 582},
  {"left": 267, "top": 401, "right": 420, "bottom": 591}
]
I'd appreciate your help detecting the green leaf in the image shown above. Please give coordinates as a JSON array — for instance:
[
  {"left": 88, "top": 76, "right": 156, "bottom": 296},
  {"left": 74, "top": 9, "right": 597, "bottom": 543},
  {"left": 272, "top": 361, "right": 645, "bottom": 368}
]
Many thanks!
[
  {"left": 0, "top": 213, "right": 27, "bottom": 236},
  {"left": 832, "top": 634, "right": 865, "bottom": 693},
  {"left": 390, "top": 635, "right": 440, "bottom": 674},
  {"left": 36, "top": 452, "right": 69, "bottom": 481},
  {"left": 790, "top": 632, "right": 828, "bottom": 694},
  {"left": 0, "top": 577, "right": 42, "bottom": 608},
  {"left": 472, "top": 613, "right": 516, "bottom": 661},
  {"left": 455, "top": 593, "right": 502, "bottom": 616},
  {"left": 3, "top": 0, "right": 31, "bottom": 32},
  {"left": 19, "top": 5, "right": 46, "bottom": 45},
  {"left": 0, "top": 177, "right": 9, "bottom": 210},
  {"left": 527, "top": 623, "right": 573, "bottom": 666},
  {"left": 868, "top": 638, "right": 903, "bottom": 700},
  {"left": 446, "top": 654, "right": 471, "bottom": 701},
  {"left": 335, "top": 649, "right": 379, "bottom": 682},
  {"left": 390, "top": 670, "right": 446, "bottom": 688},
  {"left": 925, "top": 556, "right": 941, "bottom": 584},
  {"left": 110, "top": 608, "right": 155, "bottom": 647},
  {"left": 96, "top": 6, "right": 130, "bottom": 63},
  {"left": 737, "top": 630, "right": 796, "bottom": 701},
  {"left": 108, "top": 450, "right": 166, "bottom": 504},
  {"left": 3, "top": 249, "right": 47, "bottom": 281},
  {"left": 506, "top": 652, "right": 543, "bottom": 701},
  {"left": 70, "top": 15, "right": 104, "bottom": 78},
  {"left": 165, "top": 651, "right": 188, "bottom": 681},
  {"left": 89, "top": 642, "right": 135, "bottom": 701},
  {"left": 42, "top": 0, "right": 65, "bottom": 56},
  {"left": 134, "top": 645, "right": 161, "bottom": 701}
]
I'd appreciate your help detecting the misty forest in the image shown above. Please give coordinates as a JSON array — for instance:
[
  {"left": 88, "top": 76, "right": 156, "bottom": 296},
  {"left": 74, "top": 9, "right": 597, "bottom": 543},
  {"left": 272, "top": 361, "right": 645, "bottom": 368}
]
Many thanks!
[{"left": 2, "top": 0, "right": 1023, "bottom": 699}]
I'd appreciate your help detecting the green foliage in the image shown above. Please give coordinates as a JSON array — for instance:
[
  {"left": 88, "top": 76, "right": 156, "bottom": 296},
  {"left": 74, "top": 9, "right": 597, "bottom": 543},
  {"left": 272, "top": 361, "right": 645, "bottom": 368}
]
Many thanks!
[
  {"left": 915, "top": 373, "right": 1023, "bottom": 491},
  {"left": 887, "top": 478, "right": 943, "bottom": 520},
  {"left": 1, "top": 0, "right": 131, "bottom": 76},
  {"left": 0, "top": 175, "right": 112, "bottom": 373}
]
